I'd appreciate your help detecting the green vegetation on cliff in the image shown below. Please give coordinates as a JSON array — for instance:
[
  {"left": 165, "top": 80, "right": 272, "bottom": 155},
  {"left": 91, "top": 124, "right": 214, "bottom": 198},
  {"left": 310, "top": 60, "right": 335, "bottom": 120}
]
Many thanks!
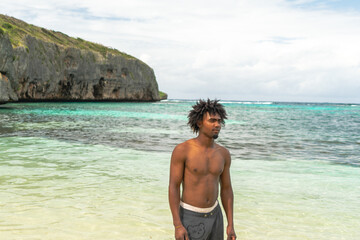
[
  {"left": 0, "top": 14, "right": 134, "bottom": 59},
  {"left": 159, "top": 91, "right": 168, "bottom": 100}
]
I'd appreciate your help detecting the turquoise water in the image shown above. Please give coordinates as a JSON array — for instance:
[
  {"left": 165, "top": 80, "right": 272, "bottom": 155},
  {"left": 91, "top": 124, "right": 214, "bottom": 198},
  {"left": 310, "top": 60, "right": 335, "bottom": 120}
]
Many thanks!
[{"left": 0, "top": 100, "right": 359, "bottom": 239}]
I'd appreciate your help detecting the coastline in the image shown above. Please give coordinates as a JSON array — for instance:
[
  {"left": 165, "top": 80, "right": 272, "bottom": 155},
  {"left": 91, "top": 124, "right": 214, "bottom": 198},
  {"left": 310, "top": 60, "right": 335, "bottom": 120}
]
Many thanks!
[{"left": 1, "top": 14, "right": 165, "bottom": 104}]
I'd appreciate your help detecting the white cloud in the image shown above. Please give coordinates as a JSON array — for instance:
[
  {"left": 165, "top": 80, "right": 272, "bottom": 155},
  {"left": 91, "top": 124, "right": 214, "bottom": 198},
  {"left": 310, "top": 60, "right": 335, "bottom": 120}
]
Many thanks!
[{"left": 1, "top": 0, "right": 360, "bottom": 103}]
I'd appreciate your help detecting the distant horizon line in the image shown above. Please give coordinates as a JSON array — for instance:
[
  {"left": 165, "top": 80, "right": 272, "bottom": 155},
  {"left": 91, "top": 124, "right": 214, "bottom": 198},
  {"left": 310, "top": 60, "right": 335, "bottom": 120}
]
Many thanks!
[
  {"left": 1, "top": 99, "right": 359, "bottom": 106},
  {"left": 162, "top": 99, "right": 360, "bottom": 105}
]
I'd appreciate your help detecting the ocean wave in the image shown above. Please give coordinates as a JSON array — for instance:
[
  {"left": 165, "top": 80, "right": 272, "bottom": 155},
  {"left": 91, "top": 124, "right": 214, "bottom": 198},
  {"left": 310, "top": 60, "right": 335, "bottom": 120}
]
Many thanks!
[{"left": 220, "top": 101, "right": 273, "bottom": 105}]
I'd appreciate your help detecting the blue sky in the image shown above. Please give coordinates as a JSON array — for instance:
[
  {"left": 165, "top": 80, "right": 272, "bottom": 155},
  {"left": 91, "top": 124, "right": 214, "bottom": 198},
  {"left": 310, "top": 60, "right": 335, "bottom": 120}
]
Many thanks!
[{"left": 2, "top": 0, "right": 360, "bottom": 103}]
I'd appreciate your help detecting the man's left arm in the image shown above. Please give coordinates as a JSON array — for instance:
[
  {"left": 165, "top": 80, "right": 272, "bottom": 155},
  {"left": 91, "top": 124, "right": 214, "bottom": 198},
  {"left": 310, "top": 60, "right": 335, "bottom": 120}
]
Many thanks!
[{"left": 220, "top": 148, "right": 236, "bottom": 240}]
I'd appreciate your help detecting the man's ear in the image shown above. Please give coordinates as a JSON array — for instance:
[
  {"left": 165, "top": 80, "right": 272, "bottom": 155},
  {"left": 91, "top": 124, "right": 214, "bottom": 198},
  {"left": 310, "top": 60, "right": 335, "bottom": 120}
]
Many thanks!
[{"left": 197, "top": 120, "right": 203, "bottom": 128}]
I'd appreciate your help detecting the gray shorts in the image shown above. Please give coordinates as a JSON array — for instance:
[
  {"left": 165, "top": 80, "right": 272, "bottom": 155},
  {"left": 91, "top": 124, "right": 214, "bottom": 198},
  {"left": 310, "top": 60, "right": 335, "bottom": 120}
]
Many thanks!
[{"left": 180, "top": 203, "right": 224, "bottom": 240}]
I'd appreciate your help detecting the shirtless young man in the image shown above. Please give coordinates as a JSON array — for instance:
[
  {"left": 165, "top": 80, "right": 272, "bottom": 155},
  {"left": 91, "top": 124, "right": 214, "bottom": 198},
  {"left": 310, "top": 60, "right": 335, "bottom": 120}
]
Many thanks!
[{"left": 169, "top": 99, "right": 236, "bottom": 240}]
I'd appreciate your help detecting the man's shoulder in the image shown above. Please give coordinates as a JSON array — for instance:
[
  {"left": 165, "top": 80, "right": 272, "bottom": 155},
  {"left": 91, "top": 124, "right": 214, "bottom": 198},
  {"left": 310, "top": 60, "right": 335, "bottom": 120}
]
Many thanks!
[
  {"left": 173, "top": 139, "right": 194, "bottom": 152},
  {"left": 215, "top": 143, "right": 231, "bottom": 157},
  {"left": 178, "top": 138, "right": 197, "bottom": 147},
  {"left": 171, "top": 139, "right": 195, "bottom": 162}
]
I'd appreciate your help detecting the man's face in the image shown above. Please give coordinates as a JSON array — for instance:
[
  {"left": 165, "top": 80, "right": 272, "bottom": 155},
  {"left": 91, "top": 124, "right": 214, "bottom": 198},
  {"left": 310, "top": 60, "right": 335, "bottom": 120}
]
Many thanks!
[{"left": 198, "top": 112, "right": 222, "bottom": 139}]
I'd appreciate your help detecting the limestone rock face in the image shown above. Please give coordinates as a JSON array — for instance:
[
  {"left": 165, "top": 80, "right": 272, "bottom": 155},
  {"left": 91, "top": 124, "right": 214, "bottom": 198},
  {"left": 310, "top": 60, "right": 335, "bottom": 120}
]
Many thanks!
[
  {"left": 0, "top": 72, "right": 18, "bottom": 103},
  {"left": 0, "top": 34, "right": 160, "bottom": 103},
  {"left": 0, "top": 34, "right": 17, "bottom": 103}
]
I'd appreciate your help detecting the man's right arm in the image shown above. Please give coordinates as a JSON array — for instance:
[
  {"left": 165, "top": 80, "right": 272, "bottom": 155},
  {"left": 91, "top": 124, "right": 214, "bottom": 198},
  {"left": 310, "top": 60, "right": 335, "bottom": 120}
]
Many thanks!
[{"left": 168, "top": 143, "right": 189, "bottom": 240}]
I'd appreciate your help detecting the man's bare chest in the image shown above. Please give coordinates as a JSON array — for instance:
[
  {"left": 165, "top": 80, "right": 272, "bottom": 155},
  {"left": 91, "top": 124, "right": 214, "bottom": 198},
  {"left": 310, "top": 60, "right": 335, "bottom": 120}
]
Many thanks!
[{"left": 185, "top": 150, "right": 225, "bottom": 176}]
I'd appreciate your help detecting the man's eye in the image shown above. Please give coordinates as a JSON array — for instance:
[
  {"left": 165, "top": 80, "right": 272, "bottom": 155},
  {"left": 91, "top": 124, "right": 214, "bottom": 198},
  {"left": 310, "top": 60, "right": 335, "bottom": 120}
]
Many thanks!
[{"left": 209, "top": 119, "right": 220, "bottom": 123}]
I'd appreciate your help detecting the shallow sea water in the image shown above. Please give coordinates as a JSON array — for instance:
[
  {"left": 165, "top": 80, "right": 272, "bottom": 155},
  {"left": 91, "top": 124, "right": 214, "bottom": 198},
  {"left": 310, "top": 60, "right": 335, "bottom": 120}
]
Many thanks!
[{"left": 0, "top": 100, "right": 359, "bottom": 239}]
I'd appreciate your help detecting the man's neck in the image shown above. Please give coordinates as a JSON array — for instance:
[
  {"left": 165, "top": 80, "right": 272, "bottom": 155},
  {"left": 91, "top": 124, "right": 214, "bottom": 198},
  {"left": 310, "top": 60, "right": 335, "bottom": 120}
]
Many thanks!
[{"left": 195, "top": 134, "right": 215, "bottom": 148}]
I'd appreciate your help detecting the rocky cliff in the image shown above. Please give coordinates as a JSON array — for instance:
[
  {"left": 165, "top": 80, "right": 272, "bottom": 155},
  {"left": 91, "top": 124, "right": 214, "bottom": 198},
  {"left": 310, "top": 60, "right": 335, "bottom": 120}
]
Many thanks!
[{"left": 0, "top": 14, "right": 164, "bottom": 104}]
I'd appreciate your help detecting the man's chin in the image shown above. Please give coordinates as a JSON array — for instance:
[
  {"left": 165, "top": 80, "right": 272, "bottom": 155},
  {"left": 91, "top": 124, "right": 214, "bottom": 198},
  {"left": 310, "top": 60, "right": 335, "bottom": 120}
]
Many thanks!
[{"left": 213, "top": 134, "right": 219, "bottom": 139}]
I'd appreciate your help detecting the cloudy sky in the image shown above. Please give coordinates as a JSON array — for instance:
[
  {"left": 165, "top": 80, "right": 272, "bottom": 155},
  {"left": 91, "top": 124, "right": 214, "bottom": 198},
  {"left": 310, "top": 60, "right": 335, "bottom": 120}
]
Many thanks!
[{"left": 2, "top": 0, "right": 360, "bottom": 103}]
